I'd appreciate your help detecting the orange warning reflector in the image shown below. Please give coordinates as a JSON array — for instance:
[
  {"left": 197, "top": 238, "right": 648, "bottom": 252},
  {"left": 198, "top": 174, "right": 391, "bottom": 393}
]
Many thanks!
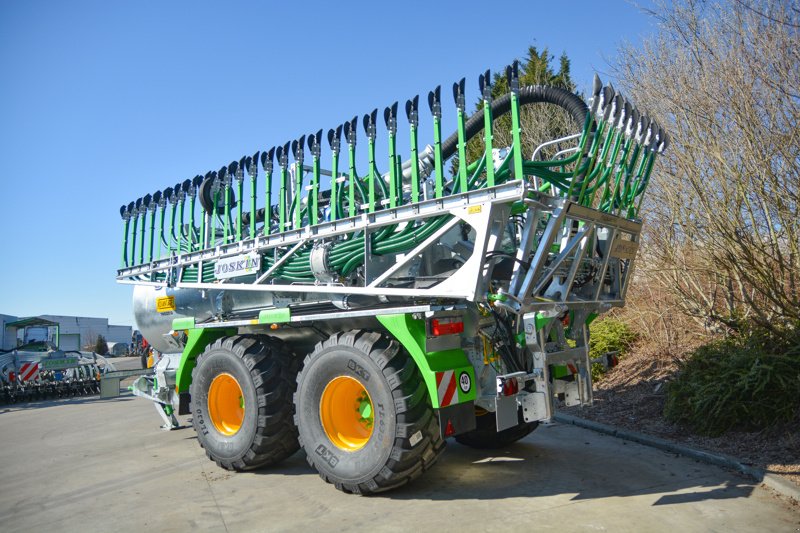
[
  {"left": 444, "top": 420, "right": 455, "bottom": 437},
  {"left": 567, "top": 363, "right": 578, "bottom": 374}
]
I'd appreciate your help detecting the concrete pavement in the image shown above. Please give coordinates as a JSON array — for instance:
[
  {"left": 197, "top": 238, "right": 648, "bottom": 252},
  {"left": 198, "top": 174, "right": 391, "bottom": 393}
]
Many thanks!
[{"left": 0, "top": 373, "right": 797, "bottom": 532}]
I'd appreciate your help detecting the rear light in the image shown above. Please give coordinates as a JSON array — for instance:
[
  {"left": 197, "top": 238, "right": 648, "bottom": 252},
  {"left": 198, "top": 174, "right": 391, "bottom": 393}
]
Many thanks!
[
  {"left": 497, "top": 374, "right": 523, "bottom": 396},
  {"left": 431, "top": 318, "right": 464, "bottom": 336},
  {"left": 502, "top": 379, "right": 519, "bottom": 396}
]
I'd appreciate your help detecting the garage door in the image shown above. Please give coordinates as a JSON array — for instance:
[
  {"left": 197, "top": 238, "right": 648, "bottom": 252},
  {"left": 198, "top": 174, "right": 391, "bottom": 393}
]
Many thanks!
[{"left": 59, "top": 334, "right": 80, "bottom": 351}]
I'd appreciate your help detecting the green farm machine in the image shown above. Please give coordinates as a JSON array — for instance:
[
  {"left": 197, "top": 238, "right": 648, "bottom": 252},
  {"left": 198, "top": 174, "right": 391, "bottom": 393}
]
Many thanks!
[{"left": 117, "top": 65, "right": 667, "bottom": 494}]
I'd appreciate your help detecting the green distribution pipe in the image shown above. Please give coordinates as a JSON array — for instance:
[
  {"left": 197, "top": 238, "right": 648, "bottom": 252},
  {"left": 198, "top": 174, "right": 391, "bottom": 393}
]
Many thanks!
[
  {"left": 169, "top": 197, "right": 178, "bottom": 250},
  {"left": 278, "top": 151, "right": 288, "bottom": 233},
  {"left": 236, "top": 174, "right": 244, "bottom": 242},
  {"left": 121, "top": 217, "right": 129, "bottom": 267},
  {"left": 129, "top": 208, "right": 138, "bottom": 267},
  {"left": 157, "top": 202, "right": 167, "bottom": 257},
  {"left": 311, "top": 138, "right": 320, "bottom": 225},
  {"left": 407, "top": 96, "right": 421, "bottom": 204},
  {"left": 576, "top": 116, "right": 611, "bottom": 205},
  {"left": 631, "top": 152, "right": 657, "bottom": 217},
  {"left": 386, "top": 106, "right": 398, "bottom": 209},
  {"left": 586, "top": 110, "right": 626, "bottom": 206},
  {"left": 603, "top": 136, "right": 637, "bottom": 212},
  {"left": 147, "top": 205, "right": 156, "bottom": 263},
  {"left": 209, "top": 188, "right": 218, "bottom": 248},
  {"left": 199, "top": 202, "right": 207, "bottom": 249},
  {"left": 249, "top": 158, "right": 257, "bottom": 239},
  {"left": 394, "top": 155, "right": 403, "bottom": 205},
  {"left": 620, "top": 144, "right": 643, "bottom": 205},
  {"left": 138, "top": 206, "right": 146, "bottom": 265},
  {"left": 263, "top": 153, "right": 273, "bottom": 237},
  {"left": 597, "top": 127, "right": 627, "bottom": 208},
  {"left": 430, "top": 87, "right": 444, "bottom": 198},
  {"left": 223, "top": 172, "right": 231, "bottom": 244},
  {"left": 454, "top": 79, "right": 469, "bottom": 193},
  {"left": 564, "top": 111, "right": 596, "bottom": 199},
  {"left": 366, "top": 115, "right": 377, "bottom": 213},
  {"left": 178, "top": 191, "right": 187, "bottom": 251},
  {"left": 480, "top": 73, "right": 496, "bottom": 187},
  {"left": 293, "top": 140, "right": 304, "bottom": 229},
  {"left": 629, "top": 143, "right": 655, "bottom": 200},
  {"left": 346, "top": 122, "right": 358, "bottom": 217},
  {"left": 508, "top": 67, "right": 524, "bottom": 182},
  {"left": 329, "top": 131, "right": 340, "bottom": 221},
  {"left": 189, "top": 192, "right": 197, "bottom": 251}
]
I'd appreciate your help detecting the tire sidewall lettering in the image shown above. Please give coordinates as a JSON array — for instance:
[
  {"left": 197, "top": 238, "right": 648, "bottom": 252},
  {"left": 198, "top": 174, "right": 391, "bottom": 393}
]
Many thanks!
[
  {"left": 191, "top": 348, "right": 258, "bottom": 460},
  {"left": 297, "top": 346, "right": 394, "bottom": 481}
]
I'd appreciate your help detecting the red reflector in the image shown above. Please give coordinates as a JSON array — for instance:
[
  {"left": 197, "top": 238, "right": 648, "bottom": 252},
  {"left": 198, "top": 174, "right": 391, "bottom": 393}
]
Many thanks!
[
  {"left": 445, "top": 420, "right": 455, "bottom": 437},
  {"left": 501, "top": 378, "right": 519, "bottom": 396},
  {"left": 567, "top": 363, "right": 578, "bottom": 374},
  {"left": 431, "top": 319, "right": 464, "bottom": 336}
]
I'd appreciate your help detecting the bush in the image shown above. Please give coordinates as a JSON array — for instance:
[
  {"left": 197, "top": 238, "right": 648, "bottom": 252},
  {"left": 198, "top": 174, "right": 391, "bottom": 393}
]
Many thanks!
[
  {"left": 95, "top": 335, "right": 109, "bottom": 355},
  {"left": 589, "top": 318, "right": 637, "bottom": 381},
  {"left": 664, "top": 329, "right": 800, "bottom": 436}
]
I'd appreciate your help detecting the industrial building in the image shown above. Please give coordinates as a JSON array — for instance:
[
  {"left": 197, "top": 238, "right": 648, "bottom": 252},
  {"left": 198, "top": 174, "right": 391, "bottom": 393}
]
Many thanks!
[{"left": 0, "top": 313, "right": 132, "bottom": 352}]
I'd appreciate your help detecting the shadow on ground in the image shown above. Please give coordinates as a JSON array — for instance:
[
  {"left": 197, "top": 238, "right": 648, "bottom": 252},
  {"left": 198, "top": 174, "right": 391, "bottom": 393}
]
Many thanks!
[{"left": 236, "top": 423, "right": 758, "bottom": 505}]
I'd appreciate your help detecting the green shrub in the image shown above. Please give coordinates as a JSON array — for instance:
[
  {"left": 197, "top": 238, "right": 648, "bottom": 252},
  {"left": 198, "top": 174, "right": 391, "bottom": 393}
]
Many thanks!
[
  {"left": 589, "top": 318, "right": 637, "bottom": 381},
  {"left": 95, "top": 335, "right": 109, "bottom": 356},
  {"left": 664, "top": 329, "right": 800, "bottom": 436}
]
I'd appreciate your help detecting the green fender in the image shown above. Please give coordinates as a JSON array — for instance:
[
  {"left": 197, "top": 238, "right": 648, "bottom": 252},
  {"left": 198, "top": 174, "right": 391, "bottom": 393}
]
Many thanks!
[
  {"left": 377, "top": 313, "right": 476, "bottom": 409},
  {"left": 173, "top": 319, "right": 236, "bottom": 393}
]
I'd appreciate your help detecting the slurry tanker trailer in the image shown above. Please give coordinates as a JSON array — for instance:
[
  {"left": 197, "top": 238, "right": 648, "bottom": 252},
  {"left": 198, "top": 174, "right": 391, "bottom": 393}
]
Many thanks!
[{"left": 117, "top": 65, "right": 667, "bottom": 494}]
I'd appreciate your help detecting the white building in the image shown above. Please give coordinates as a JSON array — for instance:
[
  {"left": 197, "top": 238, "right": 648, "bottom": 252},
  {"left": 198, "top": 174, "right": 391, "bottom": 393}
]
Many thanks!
[{"left": 0, "top": 314, "right": 132, "bottom": 351}]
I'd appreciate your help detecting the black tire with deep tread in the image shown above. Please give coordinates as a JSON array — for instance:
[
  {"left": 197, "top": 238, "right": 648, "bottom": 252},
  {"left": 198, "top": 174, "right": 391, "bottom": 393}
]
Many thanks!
[
  {"left": 454, "top": 408, "right": 538, "bottom": 449},
  {"left": 190, "top": 334, "right": 299, "bottom": 471},
  {"left": 294, "top": 330, "right": 445, "bottom": 495}
]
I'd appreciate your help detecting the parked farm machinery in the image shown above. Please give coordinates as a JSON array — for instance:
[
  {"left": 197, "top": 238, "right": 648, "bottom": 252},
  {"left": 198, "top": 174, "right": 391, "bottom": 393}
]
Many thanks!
[
  {"left": 0, "top": 347, "right": 116, "bottom": 404},
  {"left": 117, "top": 65, "right": 667, "bottom": 494}
]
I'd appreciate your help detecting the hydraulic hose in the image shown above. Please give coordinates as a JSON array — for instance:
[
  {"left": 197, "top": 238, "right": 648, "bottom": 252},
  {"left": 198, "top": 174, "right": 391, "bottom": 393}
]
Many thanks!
[{"left": 439, "top": 85, "right": 588, "bottom": 161}]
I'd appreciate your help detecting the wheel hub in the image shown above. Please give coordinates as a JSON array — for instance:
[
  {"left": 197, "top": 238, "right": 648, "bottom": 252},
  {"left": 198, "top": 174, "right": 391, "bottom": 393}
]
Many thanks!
[
  {"left": 208, "top": 373, "right": 244, "bottom": 436},
  {"left": 320, "top": 376, "right": 374, "bottom": 451}
]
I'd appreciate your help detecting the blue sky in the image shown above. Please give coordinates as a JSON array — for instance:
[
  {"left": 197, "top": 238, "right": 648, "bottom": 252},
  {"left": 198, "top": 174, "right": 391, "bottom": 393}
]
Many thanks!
[{"left": 0, "top": 0, "right": 656, "bottom": 328}]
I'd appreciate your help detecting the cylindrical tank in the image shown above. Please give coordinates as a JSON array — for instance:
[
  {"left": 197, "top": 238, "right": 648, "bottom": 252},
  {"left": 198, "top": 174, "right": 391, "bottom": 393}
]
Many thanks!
[
  {"left": 133, "top": 284, "right": 401, "bottom": 354},
  {"left": 133, "top": 285, "right": 216, "bottom": 353}
]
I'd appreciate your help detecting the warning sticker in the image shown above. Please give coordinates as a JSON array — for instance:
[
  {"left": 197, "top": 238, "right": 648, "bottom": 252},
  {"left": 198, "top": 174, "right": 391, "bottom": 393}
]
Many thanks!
[
  {"left": 459, "top": 371, "right": 471, "bottom": 393},
  {"left": 467, "top": 205, "right": 482, "bottom": 215},
  {"left": 156, "top": 295, "right": 176, "bottom": 313},
  {"left": 436, "top": 370, "right": 459, "bottom": 407}
]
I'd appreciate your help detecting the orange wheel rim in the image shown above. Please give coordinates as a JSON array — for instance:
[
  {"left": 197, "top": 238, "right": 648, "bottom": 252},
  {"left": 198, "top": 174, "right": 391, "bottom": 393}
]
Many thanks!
[
  {"left": 208, "top": 373, "right": 244, "bottom": 436},
  {"left": 320, "top": 376, "right": 374, "bottom": 451}
]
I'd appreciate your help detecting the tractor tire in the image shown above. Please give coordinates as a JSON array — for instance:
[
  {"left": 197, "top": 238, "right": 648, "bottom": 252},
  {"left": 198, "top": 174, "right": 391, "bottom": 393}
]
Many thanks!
[
  {"left": 294, "top": 330, "right": 445, "bottom": 495},
  {"left": 454, "top": 407, "right": 538, "bottom": 449},
  {"left": 190, "top": 334, "right": 300, "bottom": 471}
]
